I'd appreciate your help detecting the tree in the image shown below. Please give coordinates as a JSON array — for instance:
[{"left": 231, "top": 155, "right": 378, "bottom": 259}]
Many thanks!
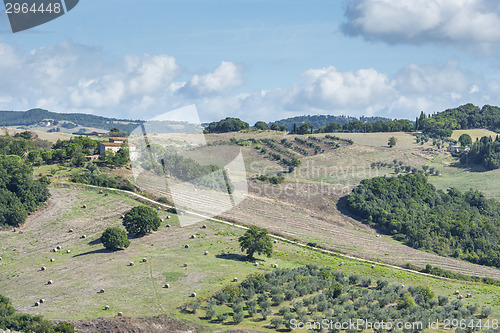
[
  {"left": 388, "top": 136, "right": 397, "bottom": 147},
  {"left": 254, "top": 121, "right": 270, "bottom": 131},
  {"left": 398, "top": 292, "right": 416, "bottom": 309},
  {"left": 101, "top": 226, "right": 130, "bottom": 251},
  {"left": 238, "top": 226, "right": 273, "bottom": 259},
  {"left": 122, "top": 205, "right": 161, "bottom": 235},
  {"left": 459, "top": 133, "right": 472, "bottom": 147}
]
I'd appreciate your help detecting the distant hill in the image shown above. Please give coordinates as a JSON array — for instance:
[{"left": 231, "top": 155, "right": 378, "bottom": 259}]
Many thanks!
[
  {"left": 0, "top": 108, "right": 143, "bottom": 133},
  {"left": 270, "top": 114, "right": 392, "bottom": 131},
  {"left": 431, "top": 104, "right": 500, "bottom": 131}
]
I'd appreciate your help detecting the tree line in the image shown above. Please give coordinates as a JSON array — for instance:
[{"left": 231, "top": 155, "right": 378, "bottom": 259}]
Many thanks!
[
  {"left": 460, "top": 135, "right": 500, "bottom": 170},
  {"left": 347, "top": 173, "right": 500, "bottom": 269}
]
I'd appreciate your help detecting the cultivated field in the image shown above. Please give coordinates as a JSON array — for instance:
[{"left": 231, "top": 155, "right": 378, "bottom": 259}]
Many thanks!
[{"left": 1, "top": 186, "right": 499, "bottom": 332}]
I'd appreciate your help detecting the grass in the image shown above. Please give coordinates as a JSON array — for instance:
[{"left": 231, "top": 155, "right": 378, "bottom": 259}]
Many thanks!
[
  {"left": 1, "top": 186, "right": 499, "bottom": 333},
  {"left": 451, "top": 129, "right": 498, "bottom": 141}
]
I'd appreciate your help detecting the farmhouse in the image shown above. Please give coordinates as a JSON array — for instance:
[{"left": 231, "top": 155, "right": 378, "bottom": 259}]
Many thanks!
[{"left": 98, "top": 137, "right": 127, "bottom": 156}]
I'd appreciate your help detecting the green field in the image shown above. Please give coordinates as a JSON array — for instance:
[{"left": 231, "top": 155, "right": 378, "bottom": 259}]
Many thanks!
[{"left": 1, "top": 186, "right": 500, "bottom": 332}]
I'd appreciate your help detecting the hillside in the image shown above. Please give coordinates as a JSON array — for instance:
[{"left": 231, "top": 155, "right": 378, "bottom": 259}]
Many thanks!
[{"left": 0, "top": 108, "right": 143, "bottom": 133}]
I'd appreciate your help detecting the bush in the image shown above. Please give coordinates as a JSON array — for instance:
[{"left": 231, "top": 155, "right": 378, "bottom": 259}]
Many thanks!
[
  {"left": 122, "top": 206, "right": 161, "bottom": 236},
  {"left": 101, "top": 227, "right": 130, "bottom": 251}
]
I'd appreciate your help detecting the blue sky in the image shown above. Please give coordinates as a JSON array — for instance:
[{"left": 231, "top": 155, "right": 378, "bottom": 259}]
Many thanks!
[{"left": 1, "top": 0, "right": 500, "bottom": 123}]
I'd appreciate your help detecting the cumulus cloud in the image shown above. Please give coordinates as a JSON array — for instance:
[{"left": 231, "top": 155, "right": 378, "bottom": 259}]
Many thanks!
[
  {"left": 182, "top": 61, "right": 244, "bottom": 96},
  {"left": 0, "top": 39, "right": 497, "bottom": 123},
  {"left": 342, "top": 0, "right": 500, "bottom": 49}
]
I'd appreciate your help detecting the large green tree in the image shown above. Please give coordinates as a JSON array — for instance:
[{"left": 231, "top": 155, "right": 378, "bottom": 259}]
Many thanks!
[
  {"left": 122, "top": 205, "right": 161, "bottom": 236},
  {"left": 238, "top": 226, "right": 273, "bottom": 259},
  {"left": 458, "top": 133, "right": 472, "bottom": 147},
  {"left": 101, "top": 226, "right": 130, "bottom": 251}
]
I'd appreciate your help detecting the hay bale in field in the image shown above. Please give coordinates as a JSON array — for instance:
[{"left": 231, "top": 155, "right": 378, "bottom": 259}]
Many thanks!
[
  {"left": 466, "top": 293, "right": 472, "bottom": 298},
  {"left": 233, "top": 277, "right": 238, "bottom": 282},
  {"left": 273, "top": 240, "right": 277, "bottom": 244},
  {"left": 459, "top": 295, "right": 464, "bottom": 299},
  {"left": 104, "top": 193, "right": 109, "bottom": 196},
  {"left": 166, "top": 224, "right": 171, "bottom": 228},
  {"left": 81, "top": 235, "right": 86, "bottom": 239},
  {"left": 56, "top": 245, "right": 61, "bottom": 250},
  {"left": 371, "top": 265, "right": 375, "bottom": 269},
  {"left": 221, "top": 252, "right": 226, "bottom": 256},
  {"left": 401, "top": 285, "right": 405, "bottom": 289},
  {"left": 50, "top": 259, "right": 55, "bottom": 262},
  {"left": 183, "top": 263, "right": 188, "bottom": 267},
  {"left": 166, "top": 215, "right": 171, "bottom": 219},
  {"left": 99, "top": 190, "right": 103, "bottom": 194},
  {"left": 52, "top": 248, "right": 58, "bottom": 252},
  {"left": 41, "top": 266, "right": 46, "bottom": 271},
  {"left": 99, "top": 289, "right": 105, "bottom": 293},
  {"left": 190, "top": 234, "right": 196, "bottom": 239},
  {"left": 82, "top": 204, "right": 87, "bottom": 209},
  {"left": 104, "top": 305, "right": 110, "bottom": 310},
  {"left": 35, "top": 302, "right": 40, "bottom": 307},
  {"left": 47, "top": 280, "right": 53, "bottom": 285},
  {"left": 120, "top": 215, "right": 124, "bottom": 219},
  {"left": 340, "top": 262, "right": 345, "bottom": 266},
  {"left": 66, "top": 250, "right": 71, "bottom": 253},
  {"left": 117, "top": 312, "right": 123, "bottom": 316},
  {"left": 0, "top": 257, "right": 2, "bottom": 261},
  {"left": 454, "top": 290, "right": 459, "bottom": 295},
  {"left": 273, "top": 264, "right": 278, "bottom": 268},
  {"left": 201, "top": 224, "right": 207, "bottom": 229},
  {"left": 184, "top": 244, "right": 189, "bottom": 249},
  {"left": 68, "top": 228, "right": 73, "bottom": 233},
  {"left": 142, "top": 258, "right": 147, "bottom": 263},
  {"left": 157, "top": 207, "right": 161, "bottom": 210},
  {"left": 164, "top": 283, "right": 170, "bottom": 288},
  {"left": 128, "top": 262, "right": 134, "bottom": 266},
  {"left": 204, "top": 251, "right": 209, "bottom": 255},
  {"left": 19, "top": 230, "right": 23, "bottom": 234},
  {"left": 191, "top": 292, "right": 196, "bottom": 297},
  {"left": 160, "top": 218, "right": 164, "bottom": 222},
  {"left": 254, "top": 262, "right": 259, "bottom": 267},
  {"left": 40, "top": 299, "right": 45, "bottom": 303}
]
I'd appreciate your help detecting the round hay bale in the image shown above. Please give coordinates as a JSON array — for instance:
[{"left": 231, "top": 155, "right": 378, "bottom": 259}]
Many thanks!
[
  {"left": 233, "top": 277, "right": 238, "bottom": 282},
  {"left": 52, "top": 248, "right": 58, "bottom": 252},
  {"left": 459, "top": 295, "right": 463, "bottom": 299},
  {"left": 40, "top": 299, "right": 45, "bottom": 303},
  {"left": 166, "top": 224, "right": 171, "bottom": 228},
  {"left": 160, "top": 218, "right": 164, "bottom": 222},
  {"left": 47, "top": 280, "right": 53, "bottom": 285},
  {"left": 35, "top": 301, "right": 40, "bottom": 307},
  {"left": 56, "top": 245, "right": 61, "bottom": 250},
  {"left": 129, "top": 262, "right": 134, "bottom": 266},
  {"left": 164, "top": 283, "right": 170, "bottom": 288},
  {"left": 273, "top": 240, "right": 277, "bottom": 244},
  {"left": 221, "top": 252, "right": 226, "bottom": 256},
  {"left": 81, "top": 235, "right": 86, "bottom": 239},
  {"left": 376, "top": 234, "right": 380, "bottom": 237},
  {"left": 273, "top": 264, "right": 278, "bottom": 268},
  {"left": 254, "top": 262, "right": 259, "bottom": 267},
  {"left": 190, "top": 235, "right": 196, "bottom": 239},
  {"left": 0, "top": 257, "right": 2, "bottom": 261},
  {"left": 454, "top": 290, "right": 459, "bottom": 295},
  {"left": 66, "top": 250, "right": 71, "bottom": 253},
  {"left": 401, "top": 284, "right": 405, "bottom": 289},
  {"left": 19, "top": 230, "right": 23, "bottom": 234},
  {"left": 340, "top": 262, "right": 345, "bottom": 266},
  {"left": 204, "top": 251, "right": 209, "bottom": 255},
  {"left": 82, "top": 204, "right": 87, "bottom": 209},
  {"left": 68, "top": 228, "right": 73, "bottom": 233},
  {"left": 99, "top": 289, "right": 105, "bottom": 293},
  {"left": 41, "top": 266, "right": 46, "bottom": 271},
  {"left": 467, "top": 293, "right": 472, "bottom": 298},
  {"left": 179, "top": 211, "right": 184, "bottom": 216},
  {"left": 104, "top": 193, "right": 109, "bottom": 196},
  {"left": 183, "top": 263, "right": 188, "bottom": 267},
  {"left": 120, "top": 215, "right": 125, "bottom": 219},
  {"left": 157, "top": 207, "right": 161, "bottom": 210},
  {"left": 142, "top": 258, "right": 147, "bottom": 263},
  {"left": 166, "top": 215, "right": 171, "bottom": 219},
  {"left": 99, "top": 190, "right": 103, "bottom": 194},
  {"left": 191, "top": 292, "right": 196, "bottom": 297},
  {"left": 371, "top": 265, "right": 375, "bottom": 269},
  {"left": 117, "top": 312, "right": 123, "bottom": 316},
  {"left": 50, "top": 258, "right": 55, "bottom": 262},
  {"left": 184, "top": 244, "right": 189, "bottom": 249},
  {"left": 104, "top": 305, "right": 110, "bottom": 310},
  {"left": 201, "top": 224, "right": 207, "bottom": 229}
]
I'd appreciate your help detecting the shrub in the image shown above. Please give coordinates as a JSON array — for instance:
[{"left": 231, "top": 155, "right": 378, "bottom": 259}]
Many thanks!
[{"left": 101, "top": 227, "right": 130, "bottom": 251}]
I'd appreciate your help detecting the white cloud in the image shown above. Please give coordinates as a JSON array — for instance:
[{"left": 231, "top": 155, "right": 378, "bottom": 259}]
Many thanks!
[
  {"left": 183, "top": 61, "right": 244, "bottom": 96},
  {"left": 342, "top": 0, "right": 500, "bottom": 50},
  {"left": 0, "top": 39, "right": 498, "bottom": 123}
]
